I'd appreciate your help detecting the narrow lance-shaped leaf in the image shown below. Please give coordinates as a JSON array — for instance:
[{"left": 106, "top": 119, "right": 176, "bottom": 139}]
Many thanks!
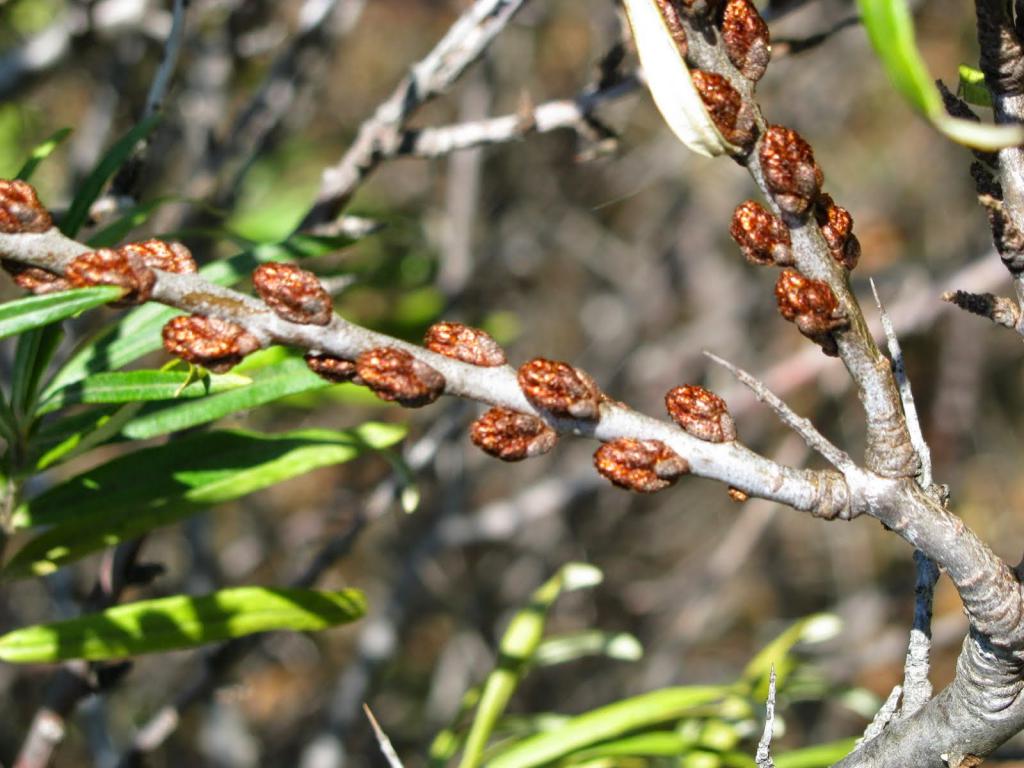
[
  {"left": 622, "top": 0, "right": 736, "bottom": 157},
  {"left": 60, "top": 114, "right": 161, "bottom": 237},
  {"left": 458, "top": 563, "right": 604, "bottom": 768},
  {"left": 428, "top": 630, "right": 643, "bottom": 768},
  {"left": 119, "top": 357, "right": 330, "bottom": 440},
  {"left": 38, "top": 369, "right": 252, "bottom": 415},
  {"left": 0, "top": 287, "right": 123, "bottom": 341},
  {"left": 857, "top": 0, "right": 1024, "bottom": 149},
  {"left": 485, "top": 686, "right": 734, "bottom": 768},
  {"left": 16, "top": 127, "right": 73, "bottom": 182},
  {"left": 4, "top": 423, "right": 407, "bottom": 578},
  {"left": 0, "top": 586, "right": 366, "bottom": 663},
  {"left": 742, "top": 613, "right": 842, "bottom": 697}
]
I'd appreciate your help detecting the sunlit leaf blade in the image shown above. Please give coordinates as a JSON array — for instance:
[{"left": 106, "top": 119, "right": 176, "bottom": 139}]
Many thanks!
[
  {"left": 742, "top": 613, "right": 841, "bottom": 697},
  {"left": 532, "top": 631, "right": 643, "bottom": 667},
  {"left": 485, "top": 686, "right": 731, "bottom": 768},
  {"left": 44, "top": 235, "right": 353, "bottom": 397},
  {"left": 622, "top": 0, "right": 734, "bottom": 157},
  {"left": 33, "top": 403, "right": 141, "bottom": 471},
  {"left": 38, "top": 370, "right": 252, "bottom": 414},
  {"left": 16, "top": 127, "right": 73, "bottom": 182},
  {"left": 958, "top": 64, "right": 992, "bottom": 107},
  {"left": 0, "top": 586, "right": 366, "bottom": 663},
  {"left": 60, "top": 114, "right": 161, "bottom": 237},
  {"left": 568, "top": 731, "right": 696, "bottom": 760},
  {"left": 120, "top": 358, "right": 329, "bottom": 439},
  {"left": 857, "top": 0, "right": 1024, "bottom": 149},
  {"left": 0, "top": 287, "right": 122, "bottom": 341},
  {"left": 458, "top": 563, "right": 604, "bottom": 768},
  {"left": 5, "top": 423, "right": 407, "bottom": 577}
]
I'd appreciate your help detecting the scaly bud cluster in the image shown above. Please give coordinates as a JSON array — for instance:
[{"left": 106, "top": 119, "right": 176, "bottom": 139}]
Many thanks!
[
  {"left": 730, "top": 200, "right": 792, "bottom": 266},
  {"left": 304, "top": 352, "right": 357, "bottom": 383},
  {"left": 759, "top": 125, "right": 823, "bottom": 218},
  {"left": 162, "top": 315, "right": 262, "bottom": 373},
  {"left": 356, "top": 347, "right": 446, "bottom": 408},
  {"left": 2, "top": 261, "right": 69, "bottom": 294},
  {"left": 470, "top": 407, "right": 557, "bottom": 461},
  {"left": 814, "top": 194, "right": 860, "bottom": 270},
  {"left": 721, "top": 0, "right": 770, "bottom": 82},
  {"left": 425, "top": 321, "right": 506, "bottom": 367},
  {"left": 120, "top": 239, "right": 197, "bottom": 274},
  {"left": 594, "top": 438, "right": 689, "bottom": 493},
  {"left": 691, "top": 70, "right": 756, "bottom": 149},
  {"left": 0, "top": 179, "right": 52, "bottom": 234},
  {"left": 665, "top": 385, "right": 737, "bottom": 442},
  {"left": 518, "top": 358, "right": 602, "bottom": 420},
  {"left": 66, "top": 247, "right": 156, "bottom": 305},
  {"left": 252, "top": 262, "right": 333, "bottom": 326},
  {"left": 774, "top": 269, "right": 847, "bottom": 355}
]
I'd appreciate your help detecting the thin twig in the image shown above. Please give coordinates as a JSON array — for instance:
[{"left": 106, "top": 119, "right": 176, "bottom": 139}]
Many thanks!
[
  {"left": 899, "top": 551, "right": 940, "bottom": 719},
  {"left": 301, "top": 0, "right": 535, "bottom": 227},
  {"left": 363, "top": 704, "right": 405, "bottom": 768},
  {"left": 870, "top": 280, "right": 932, "bottom": 487},
  {"left": 704, "top": 351, "right": 853, "bottom": 470},
  {"left": 755, "top": 667, "right": 777, "bottom": 768}
]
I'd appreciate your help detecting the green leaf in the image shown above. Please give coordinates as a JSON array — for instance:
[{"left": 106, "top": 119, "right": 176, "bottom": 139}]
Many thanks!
[
  {"left": 44, "top": 235, "right": 352, "bottom": 397},
  {"left": 0, "top": 586, "right": 366, "bottom": 663},
  {"left": 567, "top": 731, "right": 698, "bottom": 760},
  {"left": 5, "top": 423, "right": 406, "bottom": 577},
  {"left": 857, "top": 0, "right": 1024, "bottom": 149},
  {"left": 458, "top": 563, "right": 604, "bottom": 768},
  {"left": 0, "top": 287, "right": 122, "bottom": 341},
  {"left": 60, "top": 114, "right": 161, "bottom": 237},
  {"left": 532, "top": 631, "right": 643, "bottom": 667},
  {"left": 429, "top": 631, "right": 641, "bottom": 768},
  {"left": 486, "top": 687, "right": 732, "bottom": 768},
  {"left": 742, "top": 614, "right": 841, "bottom": 697},
  {"left": 120, "top": 357, "right": 329, "bottom": 439},
  {"left": 774, "top": 738, "right": 859, "bottom": 768},
  {"left": 12, "top": 325, "right": 63, "bottom": 419},
  {"left": 958, "top": 64, "right": 992, "bottom": 108},
  {"left": 621, "top": 0, "right": 735, "bottom": 157},
  {"left": 16, "top": 127, "right": 72, "bottom": 182},
  {"left": 33, "top": 403, "right": 141, "bottom": 471},
  {"left": 38, "top": 369, "right": 252, "bottom": 414}
]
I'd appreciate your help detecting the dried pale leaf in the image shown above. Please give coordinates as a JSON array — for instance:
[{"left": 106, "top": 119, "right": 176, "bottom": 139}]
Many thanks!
[{"left": 622, "top": 0, "right": 737, "bottom": 157}]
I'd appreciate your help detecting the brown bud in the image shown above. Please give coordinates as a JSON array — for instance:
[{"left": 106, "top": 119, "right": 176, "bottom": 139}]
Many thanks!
[
  {"left": 1, "top": 260, "right": 70, "bottom": 294},
  {"left": 594, "top": 438, "right": 689, "bottom": 493},
  {"left": 655, "top": 0, "right": 688, "bottom": 57},
  {"left": 813, "top": 195, "right": 859, "bottom": 270},
  {"left": 759, "top": 125, "right": 823, "bottom": 218},
  {"left": 252, "top": 262, "right": 333, "bottom": 326},
  {"left": 518, "top": 358, "right": 602, "bottom": 421},
  {"left": 0, "top": 180, "right": 52, "bottom": 233},
  {"left": 665, "top": 385, "right": 737, "bottom": 442},
  {"left": 690, "top": 70, "right": 756, "bottom": 148},
  {"left": 727, "top": 486, "right": 749, "bottom": 502},
  {"left": 729, "top": 200, "right": 792, "bottom": 266},
  {"left": 774, "top": 269, "right": 847, "bottom": 355},
  {"left": 304, "top": 352, "right": 358, "bottom": 383},
  {"left": 66, "top": 248, "right": 156, "bottom": 305},
  {"left": 162, "top": 315, "right": 261, "bottom": 373},
  {"left": 356, "top": 347, "right": 445, "bottom": 407},
  {"left": 119, "top": 239, "right": 197, "bottom": 274},
  {"left": 424, "top": 321, "right": 506, "bottom": 367},
  {"left": 721, "top": 0, "right": 770, "bottom": 82},
  {"left": 470, "top": 407, "right": 557, "bottom": 461}
]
